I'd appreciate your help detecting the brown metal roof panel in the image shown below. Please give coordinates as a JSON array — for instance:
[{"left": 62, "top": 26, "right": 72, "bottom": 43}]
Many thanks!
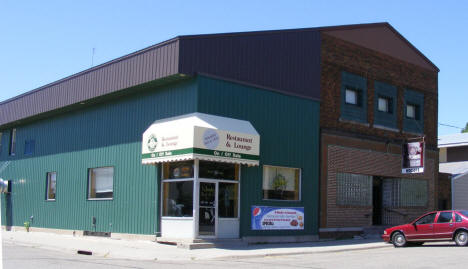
[
  {"left": 179, "top": 30, "right": 322, "bottom": 100},
  {"left": 0, "top": 39, "right": 180, "bottom": 127}
]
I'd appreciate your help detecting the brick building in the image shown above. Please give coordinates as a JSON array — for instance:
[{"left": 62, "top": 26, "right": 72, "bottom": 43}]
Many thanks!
[{"left": 318, "top": 26, "right": 439, "bottom": 237}]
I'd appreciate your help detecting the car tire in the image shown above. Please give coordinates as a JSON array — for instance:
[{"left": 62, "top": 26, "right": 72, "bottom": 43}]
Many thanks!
[
  {"left": 392, "top": 232, "right": 407, "bottom": 248},
  {"left": 454, "top": 230, "right": 468, "bottom": 246}
]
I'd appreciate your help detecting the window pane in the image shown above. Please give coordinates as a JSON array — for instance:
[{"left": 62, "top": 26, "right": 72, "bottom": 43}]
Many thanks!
[
  {"left": 163, "top": 161, "right": 194, "bottom": 179},
  {"left": 378, "top": 97, "right": 389, "bottom": 112},
  {"left": 406, "top": 104, "right": 416, "bottom": 118},
  {"left": 437, "top": 212, "right": 452, "bottom": 223},
  {"left": 218, "top": 183, "right": 238, "bottom": 218},
  {"left": 9, "top": 128, "right": 16, "bottom": 156},
  {"left": 399, "top": 178, "right": 427, "bottom": 207},
  {"left": 162, "top": 181, "right": 193, "bottom": 217},
  {"left": 46, "top": 172, "right": 56, "bottom": 200},
  {"left": 345, "top": 89, "right": 357, "bottom": 104},
  {"left": 88, "top": 167, "right": 113, "bottom": 199},
  {"left": 263, "top": 166, "right": 300, "bottom": 200},
  {"left": 456, "top": 213, "right": 462, "bottom": 222},
  {"left": 415, "top": 213, "right": 436, "bottom": 225},
  {"left": 199, "top": 161, "right": 238, "bottom": 180},
  {"left": 336, "top": 173, "right": 372, "bottom": 206}
]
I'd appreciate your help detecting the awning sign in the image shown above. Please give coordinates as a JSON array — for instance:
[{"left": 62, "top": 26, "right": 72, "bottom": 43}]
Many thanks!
[
  {"left": 402, "top": 140, "right": 425, "bottom": 174},
  {"left": 142, "top": 113, "right": 260, "bottom": 166},
  {"left": 251, "top": 206, "right": 304, "bottom": 230}
]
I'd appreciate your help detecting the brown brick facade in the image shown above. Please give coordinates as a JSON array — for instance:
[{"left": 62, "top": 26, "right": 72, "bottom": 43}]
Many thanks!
[
  {"left": 320, "top": 33, "right": 438, "bottom": 148},
  {"left": 319, "top": 33, "right": 439, "bottom": 233},
  {"left": 322, "top": 133, "right": 436, "bottom": 229}
]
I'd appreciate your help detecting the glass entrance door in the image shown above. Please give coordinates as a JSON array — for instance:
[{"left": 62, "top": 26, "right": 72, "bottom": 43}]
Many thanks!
[{"left": 199, "top": 182, "right": 216, "bottom": 236}]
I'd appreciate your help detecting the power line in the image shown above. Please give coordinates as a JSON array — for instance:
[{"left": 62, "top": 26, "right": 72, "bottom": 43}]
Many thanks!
[{"left": 439, "top": 123, "right": 463, "bottom": 129}]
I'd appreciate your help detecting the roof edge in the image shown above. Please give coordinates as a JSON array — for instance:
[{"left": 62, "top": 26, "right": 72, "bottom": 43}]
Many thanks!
[
  {"left": 321, "top": 22, "right": 439, "bottom": 72},
  {"left": 0, "top": 37, "right": 180, "bottom": 105}
]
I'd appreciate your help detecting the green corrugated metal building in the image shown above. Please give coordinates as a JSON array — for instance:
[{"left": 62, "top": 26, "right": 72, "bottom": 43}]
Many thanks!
[{"left": 1, "top": 33, "right": 321, "bottom": 241}]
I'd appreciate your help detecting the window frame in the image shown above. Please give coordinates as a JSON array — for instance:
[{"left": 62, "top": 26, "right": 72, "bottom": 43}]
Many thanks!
[
  {"left": 9, "top": 128, "right": 16, "bottom": 156},
  {"left": 406, "top": 103, "right": 417, "bottom": 119},
  {"left": 46, "top": 172, "right": 57, "bottom": 201},
  {"left": 345, "top": 88, "right": 359, "bottom": 105},
  {"left": 377, "top": 96, "right": 393, "bottom": 114},
  {"left": 262, "top": 165, "right": 301, "bottom": 202},
  {"left": 87, "top": 166, "right": 114, "bottom": 200}
]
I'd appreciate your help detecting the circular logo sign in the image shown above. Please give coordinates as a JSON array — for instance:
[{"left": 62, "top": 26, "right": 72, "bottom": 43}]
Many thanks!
[
  {"left": 147, "top": 134, "right": 158, "bottom": 152},
  {"left": 203, "top": 129, "right": 219, "bottom": 150}
]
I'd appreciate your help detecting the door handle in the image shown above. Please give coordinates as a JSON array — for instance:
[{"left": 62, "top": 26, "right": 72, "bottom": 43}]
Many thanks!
[{"left": 450, "top": 224, "right": 454, "bottom": 227}]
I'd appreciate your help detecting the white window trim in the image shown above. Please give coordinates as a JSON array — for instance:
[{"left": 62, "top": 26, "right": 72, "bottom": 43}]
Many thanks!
[
  {"left": 87, "top": 166, "right": 114, "bottom": 201},
  {"left": 262, "top": 165, "right": 302, "bottom": 202}
]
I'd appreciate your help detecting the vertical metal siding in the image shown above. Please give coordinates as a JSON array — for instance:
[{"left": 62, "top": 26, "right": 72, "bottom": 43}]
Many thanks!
[
  {"left": 196, "top": 75, "right": 321, "bottom": 236},
  {"left": 0, "top": 78, "right": 197, "bottom": 234},
  {"left": 0, "top": 40, "right": 180, "bottom": 127},
  {"left": 179, "top": 31, "right": 321, "bottom": 101}
]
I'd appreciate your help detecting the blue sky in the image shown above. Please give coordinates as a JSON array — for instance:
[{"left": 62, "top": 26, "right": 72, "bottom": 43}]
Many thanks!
[{"left": 1, "top": 1, "right": 466, "bottom": 135}]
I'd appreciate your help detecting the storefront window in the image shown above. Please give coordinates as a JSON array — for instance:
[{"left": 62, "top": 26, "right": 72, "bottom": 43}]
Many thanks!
[
  {"left": 218, "top": 183, "right": 238, "bottom": 218},
  {"left": 263, "top": 165, "right": 300, "bottom": 201},
  {"left": 199, "top": 161, "right": 239, "bottom": 180},
  {"left": 162, "top": 181, "right": 193, "bottom": 217},
  {"left": 162, "top": 161, "right": 194, "bottom": 179}
]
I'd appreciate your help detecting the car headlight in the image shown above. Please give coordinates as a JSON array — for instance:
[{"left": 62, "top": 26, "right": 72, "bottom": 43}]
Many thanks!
[{"left": 384, "top": 231, "right": 387, "bottom": 235}]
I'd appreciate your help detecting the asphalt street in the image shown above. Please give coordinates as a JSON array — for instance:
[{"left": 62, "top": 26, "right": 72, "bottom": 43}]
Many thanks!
[{"left": 2, "top": 241, "right": 464, "bottom": 269}]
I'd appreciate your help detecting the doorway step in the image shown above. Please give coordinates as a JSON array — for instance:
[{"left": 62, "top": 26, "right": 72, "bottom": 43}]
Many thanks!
[{"left": 156, "top": 237, "right": 247, "bottom": 249}]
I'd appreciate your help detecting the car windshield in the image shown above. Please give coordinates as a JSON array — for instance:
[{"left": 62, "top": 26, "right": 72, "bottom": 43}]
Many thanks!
[{"left": 459, "top": 211, "right": 468, "bottom": 218}]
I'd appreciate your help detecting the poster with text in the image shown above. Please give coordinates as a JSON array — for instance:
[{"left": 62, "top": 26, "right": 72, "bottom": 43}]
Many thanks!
[{"left": 251, "top": 206, "right": 304, "bottom": 230}]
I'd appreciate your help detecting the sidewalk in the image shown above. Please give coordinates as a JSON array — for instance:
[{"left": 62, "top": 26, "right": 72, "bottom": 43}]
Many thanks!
[{"left": 1, "top": 231, "right": 391, "bottom": 261}]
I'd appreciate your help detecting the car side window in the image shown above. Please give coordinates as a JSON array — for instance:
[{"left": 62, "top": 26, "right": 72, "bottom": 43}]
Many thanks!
[
  {"left": 437, "top": 212, "right": 453, "bottom": 223},
  {"left": 415, "top": 213, "right": 437, "bottom": 225},
  {"left": 455, "top": 213, "right": 463, "bottom": 222}
]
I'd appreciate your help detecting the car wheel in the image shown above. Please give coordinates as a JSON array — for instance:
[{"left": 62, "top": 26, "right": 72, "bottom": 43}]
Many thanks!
[
  {"left": 392, "top": 232, "right": 407, "bottom": 247},
  {"left": 455, "top": 230, "right": 468, "bottom": 246}
]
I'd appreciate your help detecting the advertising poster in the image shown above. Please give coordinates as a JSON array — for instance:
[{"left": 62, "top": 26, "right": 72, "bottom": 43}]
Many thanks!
[
  {"left": 402, "top": 140, "right": 425, "bottom": 174},
  {"left": 251, "top": 206, "right": 304, "bottom": 230}
]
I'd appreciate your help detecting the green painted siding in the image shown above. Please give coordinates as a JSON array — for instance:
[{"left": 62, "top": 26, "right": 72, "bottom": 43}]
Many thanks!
[
  {"left": 1, "top": 79, "right": 198, "bottom": 234},
  {"left": 197, "top": 76, "right": 320, "bottom": 236},
  {"left": 403, "top": 89, "right": 424, "bottom": 134},
  {"left": 374, "top": 81, "right": 397, "bottom": 129}
]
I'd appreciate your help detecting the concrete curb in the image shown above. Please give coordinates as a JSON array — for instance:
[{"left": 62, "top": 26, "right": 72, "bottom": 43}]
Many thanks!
[
  {"left": 2, "top": 231, "right": 392, "bottom": 261},
  {"left": 209, "top": 243, "right": 393, "bottom": 260}
]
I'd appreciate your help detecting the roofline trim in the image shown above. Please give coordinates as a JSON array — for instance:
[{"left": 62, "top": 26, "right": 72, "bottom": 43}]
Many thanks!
[
  {"left": 321, "top": 22, "right": 439, "bottom": 72},
  {"left": 0, "top": 37, "right": 180, "bottom": 105},
  {"left": 178, "top": 22, "right": 389, "bottom": 40}
]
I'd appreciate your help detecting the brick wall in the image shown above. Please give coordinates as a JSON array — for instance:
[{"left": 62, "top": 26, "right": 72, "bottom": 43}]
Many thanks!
[
  {"left": 321, "top": 133, "right": 436, "bottom": 228},
  {"left": 320, "top": 33, "right": 438, "bottom": 149},
  {"left": 319, "top": 33, "right": 439, "bottom": 231}
]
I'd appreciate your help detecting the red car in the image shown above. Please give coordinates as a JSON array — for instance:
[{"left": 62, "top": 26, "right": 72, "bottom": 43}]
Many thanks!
[{"left": 382, "top": 210, "right": 468, "bottom": 247}]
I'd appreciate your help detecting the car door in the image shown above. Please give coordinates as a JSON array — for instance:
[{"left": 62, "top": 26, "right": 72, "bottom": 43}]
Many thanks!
[
  {"left": 407, "top": 212, "right": 437, "bottom": 241},
  {"left": 432, "top": 212, "right": 454, "bottom": 240}
]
